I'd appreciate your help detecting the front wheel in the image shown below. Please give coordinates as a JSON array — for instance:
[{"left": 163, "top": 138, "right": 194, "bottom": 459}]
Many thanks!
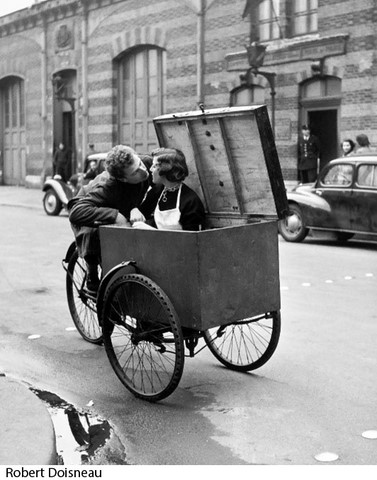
[
  {"left": 43, "top": 189, "right": 63, "bottom": 216},
  {"left": 66, "top": 249, "right": 102, "bottom": 344},
  {"left": 101, "top": 274, "right": 184, "bottom": 402},
  {"left": 278, "top": 203, "right": 309, "bottom": 242},
  {"left": 203, "top": 311, "right": 281, "bottom": 372}
]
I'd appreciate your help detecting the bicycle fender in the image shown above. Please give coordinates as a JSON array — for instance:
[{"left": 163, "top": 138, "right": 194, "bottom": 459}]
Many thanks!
[
  {"left": 63, "top": 241, "right": 77, "bottom": 264},
  {"left": 97, "top": 261, "right": 138, "bottom": 325}
]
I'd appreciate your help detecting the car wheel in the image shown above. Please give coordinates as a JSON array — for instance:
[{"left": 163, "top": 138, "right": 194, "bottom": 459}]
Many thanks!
[
  {"left": 335, "top": 232, "right": 354, "bottom": 242},
  {"left": 43, "top": 189, "right": 63, "bottom": 216},
  {"left": 278, "top": 204, "right": 309, "bottom": 242}
]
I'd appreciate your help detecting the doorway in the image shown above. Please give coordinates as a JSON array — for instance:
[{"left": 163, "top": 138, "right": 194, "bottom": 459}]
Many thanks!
[{"left": 308, "top": 109, "right": 338, "bottom": 170}]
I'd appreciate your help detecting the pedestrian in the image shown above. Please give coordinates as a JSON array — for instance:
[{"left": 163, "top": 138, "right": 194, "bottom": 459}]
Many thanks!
[
  {"left": 341, "top": 138, "right": 356, "bottom": 156},
  {"left": 68, "top": 145, "right": 150, "bottom": 294},
  {"left": 83, "top": 159, "right": 98, "bottom": 183},
  {"left": 83, "top": 143, "right": 97, "bottom": 172},
  {"left": 355, "top": 134, "right": 372, "bottom": 153},
  {"left": 297, "top": 125, "right": 321, "bottom": 183},
  {"left": 53, "top": 142, "right": 70, "bottom": 182}
]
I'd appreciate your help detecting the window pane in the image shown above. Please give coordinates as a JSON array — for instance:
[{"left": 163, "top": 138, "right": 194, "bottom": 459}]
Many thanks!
[
  {"left": 309, "top": 12, "right": 317, "bottom": 32},
  {"left": 259, "top": 23, "right": 270, "bottom": 41},
  {"left": 294, "top": 0, "right": 308, "bottom": 13},
  {"left": 357, "top": 165, "right": 374, "bottom": 186},
  {"left": 149, "top": 49, "right": 157, "bottom": 76},
  {"left": 259, "top": 0, "right": 270, "bottom": 20},
  {"left": 12, "top": 83, "right": 18, "bottom": 127},
  {"left": 323, "top": 164, "right": 353, "bottom": 186},
  {"left": 4, "top": 89, "right": 10, "bottom": 128},
  {"left": 19, "top": 81, "right": 24, "bottom": 126},
  {"left": 303, "top": 81, "right": 321, "bottom": 97},
  {"left": 135, "top": 52, "right": 144, "bottom": 79}
]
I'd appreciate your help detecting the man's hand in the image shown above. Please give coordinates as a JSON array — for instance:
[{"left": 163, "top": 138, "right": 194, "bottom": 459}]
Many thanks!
[
  {"left": 114, "top": 212, "right": 131, "bottom": 227},
  {"left": 130, "top": 208, "right": 146, "bottom": 225}
]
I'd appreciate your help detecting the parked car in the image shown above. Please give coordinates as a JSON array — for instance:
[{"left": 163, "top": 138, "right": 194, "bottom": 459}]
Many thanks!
[
  {"left": 279, "top": 154, "right": 377, "bottom": 242},
  {"left": 42, "top": 153, "right": 107, "bottom": 216}
]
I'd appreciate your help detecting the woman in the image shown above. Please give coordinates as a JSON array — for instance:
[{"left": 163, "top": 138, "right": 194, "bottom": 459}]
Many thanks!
[
  {"left": 134, "top": 148, "right": 205, "bottom": 231},
  {"left": 341, "top": 138, "right": 355, "bottom": 156}
]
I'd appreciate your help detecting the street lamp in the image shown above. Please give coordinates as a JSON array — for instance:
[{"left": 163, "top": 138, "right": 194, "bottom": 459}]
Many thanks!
[{"left": 240, "top": 41, "right": 276, "bottom": 135}]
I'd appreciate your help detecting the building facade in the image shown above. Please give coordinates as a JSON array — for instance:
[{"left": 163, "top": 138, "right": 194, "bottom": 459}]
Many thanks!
[{"left": 0, "top": 0, "right": 375, "bottom": 187}]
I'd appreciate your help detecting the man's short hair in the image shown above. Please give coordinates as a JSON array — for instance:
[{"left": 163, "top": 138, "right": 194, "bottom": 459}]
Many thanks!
[
  {"left": 356, "top": 134, "right": 370, "bottom": 147},
  {"left": 105, "top": 145, "right": 139, "bottom": 179},
  {"left": 151, "top": 147, "right": 189, "bottom": 182}
]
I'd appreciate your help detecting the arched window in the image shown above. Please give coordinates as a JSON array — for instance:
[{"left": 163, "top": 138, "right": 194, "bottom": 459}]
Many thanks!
[
  {"left": 118, "top": 46, "right": 166, "bottom": 153},
  {"left": 230, "top": 85, "right": 265, "bottom": 107}
]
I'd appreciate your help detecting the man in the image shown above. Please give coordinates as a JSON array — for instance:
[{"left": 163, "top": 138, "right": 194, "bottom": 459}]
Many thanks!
[
  {"left": 68, "top": 145, "right": 149, "bottom": 293},
  {"left": 355, "top": 134, "right": 372, "bottom": 153},
  {"left": 297, "top": 125, "right": 321, "bottom": 183}
]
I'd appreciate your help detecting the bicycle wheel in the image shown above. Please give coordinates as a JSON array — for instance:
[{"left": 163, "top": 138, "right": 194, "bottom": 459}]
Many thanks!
[
  {"left": 66, "top": 249, "right": 102, "bottom": 344},
  {"left": 203, "top": 311, "right": 281, "bottom": 372},
  {"left": 101, "top": 274, "right": 184, "bottom": 402}
]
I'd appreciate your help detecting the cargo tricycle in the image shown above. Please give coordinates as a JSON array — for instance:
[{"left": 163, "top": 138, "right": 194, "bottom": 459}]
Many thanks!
[{"left": 63, "top": 105, "right": 289, "bottom": 402}]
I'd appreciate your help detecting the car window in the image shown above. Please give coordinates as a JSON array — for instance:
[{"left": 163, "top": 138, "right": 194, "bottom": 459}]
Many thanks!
[
  {"left": 357, "top": 164, "right": 377, "bottom": 187},
  {"left": 321, "top": 164, "right": 353, "bottom": 186}
]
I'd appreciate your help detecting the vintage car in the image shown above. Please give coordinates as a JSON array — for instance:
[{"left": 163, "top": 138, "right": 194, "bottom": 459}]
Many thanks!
[
  {"left": 42, "top": 153, "right": 107, "bottom": 216},
  {"left": 278, "top": 154, "right": 377, "bottom": 242}
]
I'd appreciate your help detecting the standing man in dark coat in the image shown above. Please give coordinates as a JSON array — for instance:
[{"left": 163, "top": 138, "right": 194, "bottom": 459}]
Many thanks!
[
  {"left": 297, "top": 125, "right": 321, "bottom": 183},
  {"left": 53, "top": 142, "right": 70, "bottom": 181}
]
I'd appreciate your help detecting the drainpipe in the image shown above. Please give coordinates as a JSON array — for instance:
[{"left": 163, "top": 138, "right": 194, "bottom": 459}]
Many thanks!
[
  {"left": 197, "top": 0, "right": 205, "bottom": 106},
  {"left": 80, "top": 1, "right": 88, "bottom": 169},
  {"left": 40, "top": 14, "right": 49, "bottom": 183}
]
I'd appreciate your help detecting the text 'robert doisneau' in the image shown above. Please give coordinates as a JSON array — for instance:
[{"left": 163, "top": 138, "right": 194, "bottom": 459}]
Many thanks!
[{"left": 6, "top": 469, "right": 102, "bottom": 478}]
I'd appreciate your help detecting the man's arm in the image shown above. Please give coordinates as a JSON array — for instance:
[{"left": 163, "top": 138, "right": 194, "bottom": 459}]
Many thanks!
[{"left": 68, "top": 184, "right": 119, "bottom": 227}]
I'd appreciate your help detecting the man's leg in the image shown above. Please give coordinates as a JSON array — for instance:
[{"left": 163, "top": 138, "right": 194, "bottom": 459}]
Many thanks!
[{"left": 307, "top": 168, "right": 317, "bottom": 183}]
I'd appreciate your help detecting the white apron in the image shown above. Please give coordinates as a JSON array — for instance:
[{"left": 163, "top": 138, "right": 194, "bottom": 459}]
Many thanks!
[{"left": 154, "top": 185, "right": 183, "bottom": 230}]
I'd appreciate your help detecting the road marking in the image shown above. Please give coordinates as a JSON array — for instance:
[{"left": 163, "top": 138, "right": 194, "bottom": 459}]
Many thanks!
[
  {"left": 302, "top": 282, "right": 311, "bottom": 287},
  {"left": 28, "top": 334, "right": 41, "bottom": 340},
  {"left": 325, "top": 279, "right": 333, "bottom": 283},
  {"left": 362, "top": 430, "right": 377, "bottom": 439},
  {"left": 314, "top": 452, "right": 339, "bottom": 462},
  {"left": 65, "top": 327, "right": 77, "bottom": 331},
  {"left": 344, "top": 276, "right": 352, "bottom": 280},
  {"left": 366, "top": 273, "right": 374, "bottom": 277}
]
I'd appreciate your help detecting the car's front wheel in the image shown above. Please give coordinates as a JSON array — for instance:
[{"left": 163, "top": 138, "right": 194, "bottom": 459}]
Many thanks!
[
  {"left": 43, "top": 189, "right": 63, "bottom": 216},
  {"left": 278, "top": 203, "right": 309, "bottom": 242}
]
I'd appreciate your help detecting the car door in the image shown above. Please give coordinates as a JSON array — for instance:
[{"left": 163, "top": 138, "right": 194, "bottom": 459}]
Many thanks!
[
  {"left": 350, "top": 163, "right": 377, "bottom": 233},
  {"left": 311, "top": 163, "right": 354, "bottom": 231}
]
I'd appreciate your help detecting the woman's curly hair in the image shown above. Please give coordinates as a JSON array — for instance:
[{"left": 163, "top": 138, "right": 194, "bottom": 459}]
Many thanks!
[
  {"left": 151, "top": 147, "right": 189, "bottom": 182},
  {"left": 105, "top": 145, "right": 137, "bottom": 179}
]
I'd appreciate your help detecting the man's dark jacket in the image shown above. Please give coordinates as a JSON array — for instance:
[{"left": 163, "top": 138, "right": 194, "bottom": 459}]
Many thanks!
[{"left": 68, "top": 174, "right": 148, "bottom": 258}]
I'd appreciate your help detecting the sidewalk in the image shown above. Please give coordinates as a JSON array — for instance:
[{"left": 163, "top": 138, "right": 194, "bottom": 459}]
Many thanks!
[
  {"left": 0, "top": 185, "right": 57, "bottom": 465},
  {"left": 0, "top": 185, "right": 42, "bottom": 210}
]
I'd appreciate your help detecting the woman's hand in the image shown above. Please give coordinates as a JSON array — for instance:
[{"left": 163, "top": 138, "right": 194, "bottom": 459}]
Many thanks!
[
  {"left": 130, "top": 208, "right": 146, "bottom": 224},
  {"left": 114, "top": 212, "right": 131, "bottom": 227}
]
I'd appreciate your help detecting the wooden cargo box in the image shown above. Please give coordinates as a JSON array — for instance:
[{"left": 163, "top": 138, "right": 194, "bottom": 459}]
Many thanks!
[{"left": 100, "top": 106, "right": 288, "bottom": 331}]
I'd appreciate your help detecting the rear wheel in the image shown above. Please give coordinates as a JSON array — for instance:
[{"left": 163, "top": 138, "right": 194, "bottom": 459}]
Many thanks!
[
  {"left": 278, "top": 203, "right": 309, "bottom": 242},
  {"left": 101, "top": 274, "right": 184, "bottom": 402},
  {"left": 43, "top": 190, "right": 62, "bottom": 216},
  {"left": 66, "top": 249, "right": 102, "bottom": 344},
  {"left": 203, "top": 311, "right": 281, "bottom": 372}
]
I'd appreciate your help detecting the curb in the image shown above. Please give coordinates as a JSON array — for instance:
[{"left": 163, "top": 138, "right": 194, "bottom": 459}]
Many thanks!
[{"left": 0, "top": 375, "right": 57, "bottom": 465}]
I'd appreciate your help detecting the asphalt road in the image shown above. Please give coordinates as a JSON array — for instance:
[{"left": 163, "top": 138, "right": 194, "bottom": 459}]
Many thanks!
[{"left": 0, "top": 202, "right": 376, "bottom": 465}]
